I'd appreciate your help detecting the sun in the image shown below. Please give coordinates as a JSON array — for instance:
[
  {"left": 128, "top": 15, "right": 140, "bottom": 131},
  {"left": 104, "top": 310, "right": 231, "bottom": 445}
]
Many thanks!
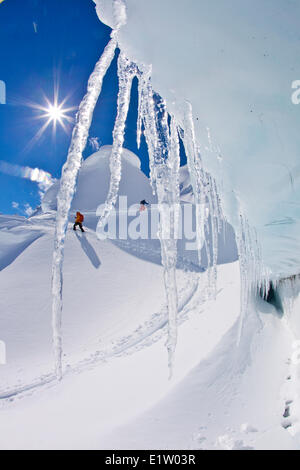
[
  {"left": 23, "top": 91, "right": 77, "bottom": 153},
  {"left": 39, "top": 96, "right": 75, "bottom": 132},
  {"left": 42, "top": 100, "right": 74, "bottom": 130},
  {"left": 46, "top": 104, "right": 65, "bottom": 123}
]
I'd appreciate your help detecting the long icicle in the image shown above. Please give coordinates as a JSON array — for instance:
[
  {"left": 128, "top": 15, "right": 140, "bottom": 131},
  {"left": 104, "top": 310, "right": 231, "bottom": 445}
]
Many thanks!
[
  {"left": 206, "top": 174, "right": 219, "bottom": 298},
  {"left": 137, "top": 70, "right": 181, "bottom": 375},
  {"left": 137, "top": 66, "right": 158, "bottom": 195},
  {"left": 182, "top": 102, "right": 222, "bottom": 297},
  {"left": 97, "top": 52, "right": 137, "bottom": 231},
  {"left": 237, "top": 215, "right": 263, "bottom": 344},
  {"left": 154, "top": 97, "right": 180, "bottom": 378},
  {"left": 136, "top": 74, "right": 143, "bottom": 150},
  {"left": 164, "top": 115, "right": 181, "bottom": 377},
  {"left": 52, "top": 36, "right": 117, "bottom": 381},
  {"left": 182, "top": 101, "right": 207, "bottom": 267}
]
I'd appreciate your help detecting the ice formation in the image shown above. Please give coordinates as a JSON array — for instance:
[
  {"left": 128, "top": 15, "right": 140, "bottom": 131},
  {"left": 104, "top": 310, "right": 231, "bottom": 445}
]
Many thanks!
[
  {"left": 96, "top": 52, "right": 137, "bottom": 230},
  {"left": 96, "top": 62, "right": 182, "bottom": 374},
  {"left": 236, "top": 215, "right": 263, "bottom": 343},
  {"left": 52, "top": 35, "right": 118, "bottom": 380},
  {"left": 94, "top": 0, "right": 300, "bottom": 280},
  {"left": 54, "top": 0, "right": 300, "bottom": 379},
  {"left": 91, "top": 0, "right": 300, "bottom": 367},
  {"left": 96, "top": 56, "right": 224, "bottom": 374},
  {"left": 52, "top": 0, "right": 226, "bottom": 379},
  {"left": 149, "top": 99, "right": 181, "bottom": 377},
  {"left": 181, "top": 102, "right": 221, "bottom": 297}
]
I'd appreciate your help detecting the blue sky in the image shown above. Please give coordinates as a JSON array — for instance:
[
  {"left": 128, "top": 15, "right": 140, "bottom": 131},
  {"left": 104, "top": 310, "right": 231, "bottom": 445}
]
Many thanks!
[{"left": 0, "top": 0, "right": 152, "bottom": 216}]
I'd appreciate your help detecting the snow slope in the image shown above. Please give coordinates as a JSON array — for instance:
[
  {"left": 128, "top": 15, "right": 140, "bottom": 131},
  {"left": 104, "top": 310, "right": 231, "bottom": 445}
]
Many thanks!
[
  {"left": 0, "top": 212, "right": 238, "bottom": 449},
  {"left": 1, "top": 0, "right": 299, "bottom": 449},
  {"left": 0, "top": 146, "right": 235, "bottom": 393},
  {"left": 0, "top": 145, "right": 300, "bottom": 449},
  {"left": 93, "top": 0, "right": 300, "bottom": 280},
  {"left": 42, "top": 145, "right": 155, "bottom": 212}
]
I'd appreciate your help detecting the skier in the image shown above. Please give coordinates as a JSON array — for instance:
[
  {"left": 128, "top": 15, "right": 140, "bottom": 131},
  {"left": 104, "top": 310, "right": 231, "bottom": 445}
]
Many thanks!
[
  {"left": 139, "top": 199, "right": 149, "bottom": 212},
  {"left": 73, "top": 211, "right": 85, "bottom": 232}
]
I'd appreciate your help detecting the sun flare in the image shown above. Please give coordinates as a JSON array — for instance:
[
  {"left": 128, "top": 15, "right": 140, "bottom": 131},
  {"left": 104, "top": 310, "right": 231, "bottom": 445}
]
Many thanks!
[
  {"left": 24, "top": 91, "right": 76, "bottom": 153},
  {"left": 39, "top": 96, "right": 74, "bottom": 131},
  {"left": 46, "top": 104, "right": 65, "bottom": 123}
]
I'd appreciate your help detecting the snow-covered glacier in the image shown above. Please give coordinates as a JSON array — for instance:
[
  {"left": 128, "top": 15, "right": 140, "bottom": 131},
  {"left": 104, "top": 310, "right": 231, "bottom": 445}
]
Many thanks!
[
  {"left": 2, "top": 0, "right": 300, "bottom": 451},
  {"left": 94, "top": 0, "right": 300, "bottom": 281}
]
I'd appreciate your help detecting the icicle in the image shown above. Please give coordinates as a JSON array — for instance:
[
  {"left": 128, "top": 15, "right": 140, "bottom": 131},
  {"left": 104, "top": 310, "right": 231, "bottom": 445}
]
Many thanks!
[
  {"left": 136, "top": 67, "right": 158, "bottom": 194},
  {"left": 236, "top": 216, "right": 248, "bottom": 343},
  {"left": 136, "top": 76, "right": 143, "bottom": 149},
  {"left": 97, "top": 52, "right": 137, "bottom": 231},
  {"left": 181, "top": 102, "right": 223, "bottom": 298},
  {"left": 96, "top": 59, "right": 181, "bottom": 376},
  {"left": 155, "top": 110, "right": 181, "bottom": 378},
  {"left": 135, "top": 72, "right": 181, "bottom": 375},
  {"left": 237, "top": 215, "right": 262, "bottom": 344},
  {"left": 278, "top": 274, "right": 300, "bottom": 318},
  {"left": 165, "top": 115, "right": 181, "bottom": 377},
  {"left": 51, "top": 37, "right": 117, "bottom": 381},
  {"left": 169, "top": 117, "right": 181, "bottom": 236},
  {"left": 182, "top": 101, "right": 207, "bottom": 267},
  {"left": 206, "top": 174, "right": 219, "bottom": 298}
]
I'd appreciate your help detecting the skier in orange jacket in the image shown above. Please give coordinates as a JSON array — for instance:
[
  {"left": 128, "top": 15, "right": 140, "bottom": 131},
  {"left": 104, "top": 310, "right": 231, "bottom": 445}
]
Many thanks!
[{"left": 73, "top": 211, "right": 85, "bottom": 232}]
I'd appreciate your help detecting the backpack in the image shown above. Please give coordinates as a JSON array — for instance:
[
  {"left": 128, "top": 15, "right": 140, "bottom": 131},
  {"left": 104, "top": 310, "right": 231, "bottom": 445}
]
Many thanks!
[{"left": 78, "top": 213, "right": 84, "bottom": 223}]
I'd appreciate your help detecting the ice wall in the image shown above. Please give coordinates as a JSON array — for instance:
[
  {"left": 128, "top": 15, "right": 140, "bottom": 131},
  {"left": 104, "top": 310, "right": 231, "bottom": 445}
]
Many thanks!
[{"left": 94, "top": 0, "right": 300, "bottom": 280}]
